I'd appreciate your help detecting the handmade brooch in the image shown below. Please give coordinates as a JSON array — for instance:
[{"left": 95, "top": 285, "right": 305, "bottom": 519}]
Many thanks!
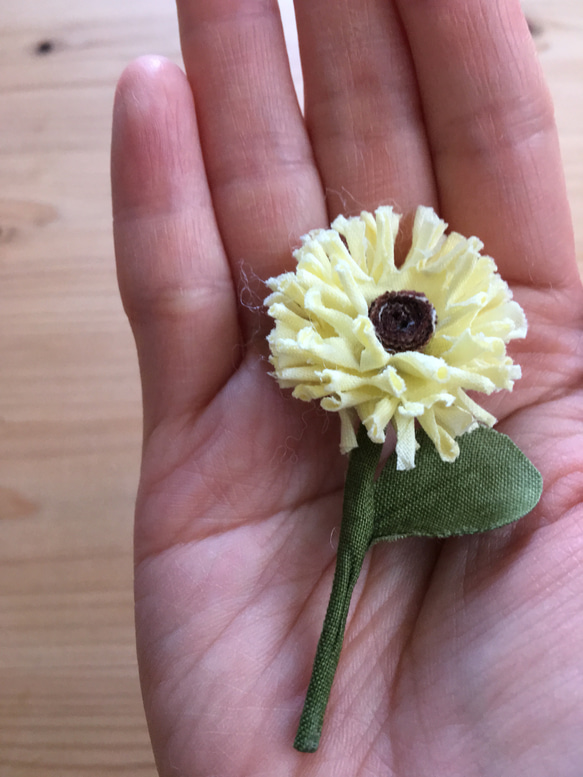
[{"left": 264, "top": 206, "right": 542, "bottom": 752}]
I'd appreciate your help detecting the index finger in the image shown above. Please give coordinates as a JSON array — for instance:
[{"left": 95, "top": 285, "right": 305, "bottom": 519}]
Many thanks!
[{"left": 175, "top": 0, "right": 327, "bottom": 338}]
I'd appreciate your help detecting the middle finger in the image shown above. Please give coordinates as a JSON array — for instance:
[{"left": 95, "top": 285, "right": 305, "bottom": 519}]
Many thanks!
[{"left": 295, "top": 0, "right": 438, "bottom": 220}]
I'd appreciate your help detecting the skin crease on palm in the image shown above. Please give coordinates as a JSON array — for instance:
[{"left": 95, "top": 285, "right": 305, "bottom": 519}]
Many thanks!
[{"left": 111, "top": 0, "right": 583, "bottom": 774}]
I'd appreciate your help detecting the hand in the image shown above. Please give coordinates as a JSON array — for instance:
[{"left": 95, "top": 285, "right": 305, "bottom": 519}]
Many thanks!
[{"left": 111, "top": 1, "right": 583, "bottom": 774}]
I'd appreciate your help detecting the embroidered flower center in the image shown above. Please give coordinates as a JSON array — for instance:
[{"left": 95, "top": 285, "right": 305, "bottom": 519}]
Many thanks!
[{"left": 369, "top": 290, "right": 437, "bottom": 353}]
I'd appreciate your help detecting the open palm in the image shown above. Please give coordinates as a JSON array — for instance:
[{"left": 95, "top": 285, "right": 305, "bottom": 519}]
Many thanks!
[{"left": 112, "top": 1, "right": 583, "bottom": 774}]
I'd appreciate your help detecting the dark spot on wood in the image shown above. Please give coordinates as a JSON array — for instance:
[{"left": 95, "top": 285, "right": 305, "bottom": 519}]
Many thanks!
[
  {"left": 0, "top": 200, "right": 59, "bottom": 229},
  {"left": 35, "top": 39, "right": 56, "bottom": 56},
  {"left": 526, "top": 18, "right": 544, "bottom": 38}
]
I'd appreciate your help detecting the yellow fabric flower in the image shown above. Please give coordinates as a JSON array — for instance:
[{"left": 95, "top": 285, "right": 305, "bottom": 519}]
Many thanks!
[{"left": 265, "top": 206, "right": 526, "bottom": 469}]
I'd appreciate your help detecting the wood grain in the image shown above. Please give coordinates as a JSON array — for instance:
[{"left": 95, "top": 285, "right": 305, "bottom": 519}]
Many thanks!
[{"left": 0, "top": 1, "right": 581, "bottom": 775}]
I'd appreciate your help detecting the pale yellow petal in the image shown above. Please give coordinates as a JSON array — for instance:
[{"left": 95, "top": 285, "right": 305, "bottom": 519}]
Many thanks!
[
  {"left": 390, "top": 351, "right": 450, "bottom": 383},
  {"left": 304, "top": 289, "right": 358, "bottom": 344},
  {"left": 322, "top": 386, "right": 382, "bottom": 411},
  {"left": 315, "top": 230, "right": 371, "bottom": 282},
  {"left": 373, "top": 365, "right": 407, "bottom": 396},
  {"left": 296, "top": 328, "right": 360, "bottom": 370},
  {"left": 266, "top": 302, "right": 311, "bottom": 332},
  {"left": 437, "top": 330, "right": 505, "bottom": 366},
  {"left": 299, "top": 271, "right": 353, "bottom": 315},
  {"left": 373, "top": 207, "right": 401, "bottom": 284},
  {"left": 404, "top": 206, "right": 448, "bottom": 269},
  {"left": 352, "top": 316, "right": 392, "bottom": 372},
  {"left": 339, "top": 408, "right": 359, "bottom": 453},
  {"left": 394, "top": 409, "right": 418, "bottom": 470},
  {"left": 455, "top": 389, "right": 497, "bottom": 427},
  {"left": 433, "top": 403, "right": 478, "bottom": 438},
  {"left": 419, "top": 409, "right": 460, "bottom": 463},
  {"left": 335, "top": 262, "right": 369, "bottom": 316},
  {"left": 361, "top": 395, "right": 399, "bottom": 443},
  {"left": 332, "top": 215, "right": 368, "bottom": 273}
]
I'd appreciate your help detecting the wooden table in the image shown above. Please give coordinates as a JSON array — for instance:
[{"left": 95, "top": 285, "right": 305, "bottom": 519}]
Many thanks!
[{"left": 1, "top": 1, "right": 581, "bottom": 774}]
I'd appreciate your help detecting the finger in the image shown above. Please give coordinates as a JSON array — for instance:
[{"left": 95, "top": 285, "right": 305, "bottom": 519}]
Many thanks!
[
  {"left": 176, "top": 0, "right": 327, "bottom": 331},
  {"left": 112, "top": 57, "right": 239, "bottom": 436},
  {"left": 294, "top": 0, "right": 437, "bottom": 221},
  {"left": 395, "top": 0, "right": 578, "bottom": 287}
]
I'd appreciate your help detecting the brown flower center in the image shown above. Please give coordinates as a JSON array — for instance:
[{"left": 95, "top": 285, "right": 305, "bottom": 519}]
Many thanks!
[{"left": 369, "top": 290, "right": 437, "bottom": 353}]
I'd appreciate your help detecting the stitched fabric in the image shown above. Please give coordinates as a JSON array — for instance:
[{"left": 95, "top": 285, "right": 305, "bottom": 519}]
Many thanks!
[
  {"left": 294, "top": 425, "right": 542, "bottom": 752},
  {"left": 373, "top": 426, "right": 543, "bottom": 540},
  {"left": 294, "top": 425, "right": 380, "bottom": 752}
]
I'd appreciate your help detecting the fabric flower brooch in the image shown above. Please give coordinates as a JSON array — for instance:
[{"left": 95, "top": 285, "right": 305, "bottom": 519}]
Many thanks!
[{"left": 264, "top": 206, "right": 542, "bottom": 752}]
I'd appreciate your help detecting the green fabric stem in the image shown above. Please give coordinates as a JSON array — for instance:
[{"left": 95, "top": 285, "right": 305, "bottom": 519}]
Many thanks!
[
  {"left": 293, "top": 424, "right": 543, "bottom": 753},
  {"left": 293, "top": 426, "right": 381, "bottom": 752}
]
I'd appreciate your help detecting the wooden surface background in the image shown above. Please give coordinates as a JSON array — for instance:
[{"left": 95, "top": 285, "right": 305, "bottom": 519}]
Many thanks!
[{"left": 0, "top": 1, "right": 581, "bottom": 774}]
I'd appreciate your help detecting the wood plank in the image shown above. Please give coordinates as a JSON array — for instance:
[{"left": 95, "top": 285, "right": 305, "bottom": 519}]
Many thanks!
[
  {"left": 0, "top": 1, "right": 581, "bottom": 775},
  {"left": 0, "top": 3, "right": 158, "bottom": 773}
]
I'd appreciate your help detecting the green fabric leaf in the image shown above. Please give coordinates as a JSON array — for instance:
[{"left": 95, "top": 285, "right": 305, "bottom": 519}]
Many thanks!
[{"left": 372, "top": 426, "right": 543, "bottom": 542}]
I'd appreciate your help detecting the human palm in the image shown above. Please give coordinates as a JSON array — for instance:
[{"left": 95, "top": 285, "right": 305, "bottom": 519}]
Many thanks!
[{"left": 112, "top": 0, "right": 583, "bottom": 774}]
